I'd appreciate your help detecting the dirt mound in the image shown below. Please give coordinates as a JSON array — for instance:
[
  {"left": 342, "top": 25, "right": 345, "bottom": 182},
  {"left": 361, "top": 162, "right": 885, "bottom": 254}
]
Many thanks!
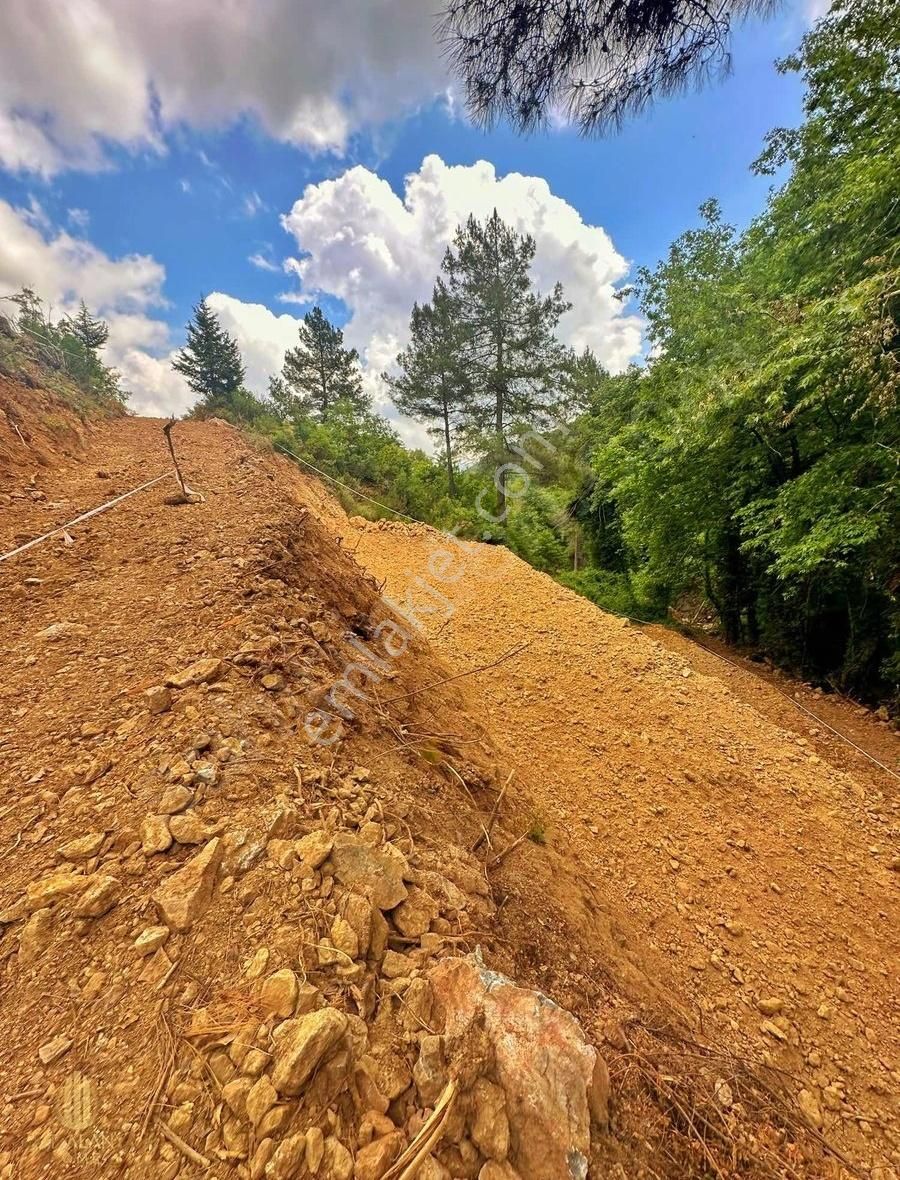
[
  {"left": 346, "top": 517, "right": 900, "bottom": 1176},
  {"left": 0, "top": 406, "right": 892, "bottom": 1179}
]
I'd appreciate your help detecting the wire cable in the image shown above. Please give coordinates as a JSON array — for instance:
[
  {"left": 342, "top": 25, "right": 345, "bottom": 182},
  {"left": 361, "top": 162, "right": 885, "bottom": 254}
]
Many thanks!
[
  {"left": 0, "top": 473, "right": 173, "bottom": 564},
  {"left": 274, "top": 442, "right": 422, "bottom": 524}
]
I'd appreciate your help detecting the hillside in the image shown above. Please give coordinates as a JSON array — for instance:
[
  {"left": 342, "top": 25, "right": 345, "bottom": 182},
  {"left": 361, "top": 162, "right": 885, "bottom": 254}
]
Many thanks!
[{"left": 0, "top": 384, "right": 897, "bottom": 1180}]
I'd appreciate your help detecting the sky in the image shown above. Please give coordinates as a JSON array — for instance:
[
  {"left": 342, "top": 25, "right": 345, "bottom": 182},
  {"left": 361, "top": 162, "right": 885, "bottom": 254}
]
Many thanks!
[{"left": 0, "top": 0, "right": 824, "bottom": 448}]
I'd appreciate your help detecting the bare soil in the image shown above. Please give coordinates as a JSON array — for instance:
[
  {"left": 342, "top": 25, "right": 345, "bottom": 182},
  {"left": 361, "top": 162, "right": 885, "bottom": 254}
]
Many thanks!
[{"left": 0, "top": 398, "right": 897, "bottom": 1180}]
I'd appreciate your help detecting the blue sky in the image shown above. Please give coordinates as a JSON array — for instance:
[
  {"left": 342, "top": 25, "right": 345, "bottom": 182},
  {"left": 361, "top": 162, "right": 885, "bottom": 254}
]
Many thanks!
[{"left": 0, "top": 0, "right": 818, "bottom": 431}]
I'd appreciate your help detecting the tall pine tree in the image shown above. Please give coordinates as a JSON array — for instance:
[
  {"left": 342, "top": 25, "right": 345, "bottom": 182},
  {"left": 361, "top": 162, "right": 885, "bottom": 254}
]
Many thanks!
[
  {"left": 66, "top": 301, "right": 109, "bottom": 351},
  {"left": 173, "top": 298, "right": 246, "bottom": 408},
  {"left": 387, "top": 279, "right": 469, "bottom": 497},
  {"left": 443, "top": 209, "right": 570, "bottom": 518},
  {"left": 281, "top": 306, "right": 366, "bottom": 419}
]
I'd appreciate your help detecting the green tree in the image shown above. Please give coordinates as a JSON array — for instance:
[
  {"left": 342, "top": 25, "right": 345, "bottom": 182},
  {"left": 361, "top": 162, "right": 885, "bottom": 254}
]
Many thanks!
[
  {"left": 443, "top": 209, "right": 571, "bottom": 517},
  {"left": 387, "top": 279, "right": 469, "bottom": 497},
  {"left": 173, "top": 298, "right": 246, "bottom": 407},
  {"left": 281, "top": 306, "right": 366, "bottom": 419},
  {"left": 65, "top": 300, "right": 109, "bottom": 351}
]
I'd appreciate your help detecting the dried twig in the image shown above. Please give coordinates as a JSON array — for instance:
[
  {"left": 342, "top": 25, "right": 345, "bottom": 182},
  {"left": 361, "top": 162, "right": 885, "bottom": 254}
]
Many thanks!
[
  {"left": 157, "top": 1119, "right": 211, "bottom": 1169},
  {"left": 382, "top": 642, "right": 529, "bottom": 704},
  {"left": 383, "top": 1079, "right": 457, "bottom": 1180},
  {"left": 489, "top": 827, "right": 530, "bottom": 869},
  {"left": 472, "top": 769, "right": 514, "bottom": 852}
]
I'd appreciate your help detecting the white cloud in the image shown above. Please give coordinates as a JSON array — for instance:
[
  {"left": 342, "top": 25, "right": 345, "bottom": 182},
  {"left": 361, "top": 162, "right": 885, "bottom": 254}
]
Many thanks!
[
  {"left": 0, "top": 0, "right": 447, "bottom": 175},
  {"left": 243, "top": 192, "right": 266, "bottom": 217},
  {"left": 248, "top": 252, "right": 282, "bottom": 274},
  {"left": 67, "top": 207, "right": 91, "bottom": 231},
  {"left": 0, "top": 197, "right": 192, "bottom": 417},
  {"left": 281, "top": 154, "right": 643, "bottom": 377}
]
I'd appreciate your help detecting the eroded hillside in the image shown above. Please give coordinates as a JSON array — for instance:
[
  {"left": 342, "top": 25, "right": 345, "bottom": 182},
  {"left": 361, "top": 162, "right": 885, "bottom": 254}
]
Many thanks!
[{"left": 0, "top": 388, "right": 896, "bottom": 1180}]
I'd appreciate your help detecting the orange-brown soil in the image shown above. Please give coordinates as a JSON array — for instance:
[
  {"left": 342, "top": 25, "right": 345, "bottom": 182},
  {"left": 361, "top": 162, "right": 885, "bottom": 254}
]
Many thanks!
[{"left": 0, "top": 394, "right": 897, "bottom": 1179}]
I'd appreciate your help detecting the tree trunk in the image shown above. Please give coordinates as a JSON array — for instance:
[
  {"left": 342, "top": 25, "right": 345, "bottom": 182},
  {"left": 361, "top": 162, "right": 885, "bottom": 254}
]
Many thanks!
[
  {"left": 495, "top": 342, "right": 506, "bottom": 521},
  {"left": 441, "top": 383, "right": 456, "bottom": 498},
  {"left": 720, "top": 527, "right": 744, "bottom": 645}
]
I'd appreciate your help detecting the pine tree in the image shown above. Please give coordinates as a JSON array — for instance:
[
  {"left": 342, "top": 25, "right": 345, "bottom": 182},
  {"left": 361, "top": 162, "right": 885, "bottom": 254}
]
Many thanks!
[
  {"left": 281, "top": 306, "right": 366, "bottom": 419},
  {"left": 443, "top": 209, "right": 571, "bottom": 518},
  {"left": 66, "top": 300, "right": 109, "bottom": 351},
  {"left": 387, "top": 279, "right": 469, "bottom": 497},
  {"left": 173, "top": 297, "right": 246, "bottom": 406}
]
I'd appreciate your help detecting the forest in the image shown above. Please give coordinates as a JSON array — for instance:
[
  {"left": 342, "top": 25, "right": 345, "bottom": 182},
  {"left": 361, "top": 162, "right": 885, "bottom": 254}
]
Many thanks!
[{"left": 4, "top": 0, "right": 897, "bottom": 708}]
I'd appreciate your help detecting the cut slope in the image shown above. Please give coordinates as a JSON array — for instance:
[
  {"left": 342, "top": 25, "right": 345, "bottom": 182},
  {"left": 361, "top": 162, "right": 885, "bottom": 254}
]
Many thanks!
[{"left": 347, "top": 518, "right": 900, "bottom": 1174}]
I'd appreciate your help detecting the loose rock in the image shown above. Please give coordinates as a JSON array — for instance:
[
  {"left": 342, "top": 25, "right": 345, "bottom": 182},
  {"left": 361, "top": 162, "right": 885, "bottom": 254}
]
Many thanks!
[{"left": 153, "top": 838, "right": 223, "bottom": 932}]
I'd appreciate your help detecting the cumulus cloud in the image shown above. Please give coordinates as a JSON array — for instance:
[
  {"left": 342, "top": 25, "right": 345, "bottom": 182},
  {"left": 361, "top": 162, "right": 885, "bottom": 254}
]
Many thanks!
[
  {"left": 281, "top": 154, "right": 643, "bottom": 379},
  {"left": 0, "top": 197, "right": 192, "bottom": 416},
  {"left": 0, "top": 0, "right": 446, "bottom": 175}
]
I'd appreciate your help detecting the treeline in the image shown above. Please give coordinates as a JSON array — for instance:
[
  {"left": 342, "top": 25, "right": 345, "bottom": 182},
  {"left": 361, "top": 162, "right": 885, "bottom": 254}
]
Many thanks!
[{"left": 39, "top": 0, "right": 881, "bottom": 708}]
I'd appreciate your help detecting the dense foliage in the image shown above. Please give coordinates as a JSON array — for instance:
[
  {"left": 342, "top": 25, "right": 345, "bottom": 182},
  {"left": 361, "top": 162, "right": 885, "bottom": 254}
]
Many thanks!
[{"left": 172, "top": 0, "right": 897, "bottom": 706}]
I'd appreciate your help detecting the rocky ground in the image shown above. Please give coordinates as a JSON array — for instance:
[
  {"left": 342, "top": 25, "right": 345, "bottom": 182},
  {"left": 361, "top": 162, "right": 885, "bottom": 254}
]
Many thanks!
[{"left": 0, "top": 386, "right": 897, "bottom": 1180}]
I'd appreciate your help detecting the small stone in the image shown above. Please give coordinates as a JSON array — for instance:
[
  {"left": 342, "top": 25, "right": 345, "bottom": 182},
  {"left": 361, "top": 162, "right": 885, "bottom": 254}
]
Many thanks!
[
  {"left": 38, "top": 1035, "right": 72, "bottom": 1065},
  {"left": 760, "top": 1020, "right": 787, "bottom": 1042},
  {"left": 306, "top": 1126, "right": 325, "bottom": 1174},
  {"left": 169, "top": 813, "right": 219, "bottom": 845},
  {"left": 328, "top": 834, "right": 408, "bottom": 910},
  {"left": 25, "top": 872, "right": 85, "bottom": 911},
  {"left": 414, "top": 1036, "right": 446, "bottom": 1106},
  {"left": 145, "top": 686, "right": 172, "bottom": 715},
  {"left": 244, "top": 947, "right": 270, "bottom": 979},
  {"left": 153, "top": 838, "right": 222, "bottom": 932},
  {"left": 392, "top": 888, "right": 438, "bottom": 939},
  {"left": 321, "top": 1137, "right": 353, "bottom": 1180},
  {"left": 251, "top": 1139, "right": 275, "bottom": 1180},
  {"left": 353, "top": 1132, "right": 404, "bottom": 1180},
  {"left": 757, "top": 997, "right": 784, "bottom": 1016},
  {"left": 57, "top": 832, "right": 105, "bottom": 861},
  {"left": 245, "top": 1075, "right": 277, "bottom": 1127},
  {"left": 271, "top": 1008, "right": 349, "bottom": 1096},
  {"left": 141, "top": 815, "right": 172, "bottom": 855},
  {"left": 165, "top": 658, "right": 225, "bottom": 689},
  {"left": 159, "top": 786, "right": 194, "bottom": 815},
  {"left": 798, "top": 1088, "right": 823, "bottom": 1129},
  {"left": 268, "top": 1134, "right": 307, "bottom": 1180},
  {"left": 381, "top": 950, "right": 412, "bottom": 980},
  {"left": 38, "top": 622, "right": 88, "bottom": 641},
  {"left": 223, "top": 1077, "right": 252, "bottom": 1118},
  {"left": 295, "top": 830, "right": 333, "bottom": 869},
  {"left": 260, "top": 969, "right": 299, "bottom": 1018},
  {"left": 714, "top": 1078, "right": 734, "bottom": 1108},
  {"left": 72, "top": 874, "right": 120, "bottom": 918},
  {"left": 19, "top": 908, "right": 53, "bottom": 962},
  {"left": 134, "top": 926, "right": 169, "bottom": 956},
  {"left": 261, "top": 672, "right": 285, "bottom": 691}
]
